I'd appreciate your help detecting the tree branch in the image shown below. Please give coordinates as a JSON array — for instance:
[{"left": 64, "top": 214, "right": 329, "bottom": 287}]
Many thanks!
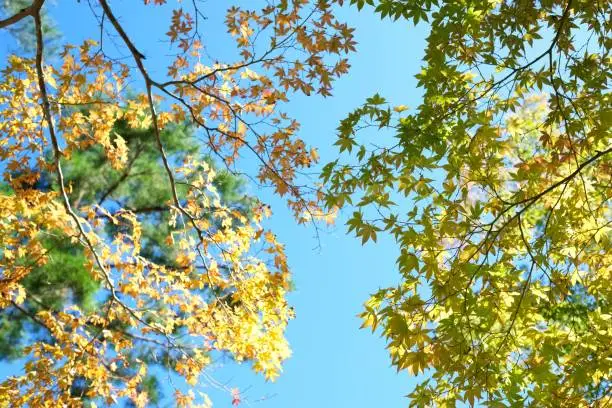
[{"left": 0, "top": 0, "right": 44, "bottom": 29}]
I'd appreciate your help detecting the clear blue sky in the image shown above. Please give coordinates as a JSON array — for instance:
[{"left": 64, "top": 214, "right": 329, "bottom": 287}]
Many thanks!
[{"left": 0, "top": 2, "right": 429, "bottom": 407}]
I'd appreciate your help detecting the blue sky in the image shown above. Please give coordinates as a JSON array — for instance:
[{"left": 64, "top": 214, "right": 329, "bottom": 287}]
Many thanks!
[{"left": 0, "top": 2, "right": 430, "bottom": 407}]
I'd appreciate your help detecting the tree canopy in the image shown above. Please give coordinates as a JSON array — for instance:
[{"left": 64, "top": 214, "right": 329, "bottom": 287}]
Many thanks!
[
  {"left": 0, "top": 0, "right": 352, "bottom": 406},
  {"left": 324, "top": 0, "right": 611, "bottom": 406},
  {"left": 0, "top": 0, "right": 610, "bottom": 407}
]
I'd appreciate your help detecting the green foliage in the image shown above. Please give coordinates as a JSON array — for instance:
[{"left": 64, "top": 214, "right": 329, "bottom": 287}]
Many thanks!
[{"left": 326, "top": 0, "right": 611, "bottom": 406}]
